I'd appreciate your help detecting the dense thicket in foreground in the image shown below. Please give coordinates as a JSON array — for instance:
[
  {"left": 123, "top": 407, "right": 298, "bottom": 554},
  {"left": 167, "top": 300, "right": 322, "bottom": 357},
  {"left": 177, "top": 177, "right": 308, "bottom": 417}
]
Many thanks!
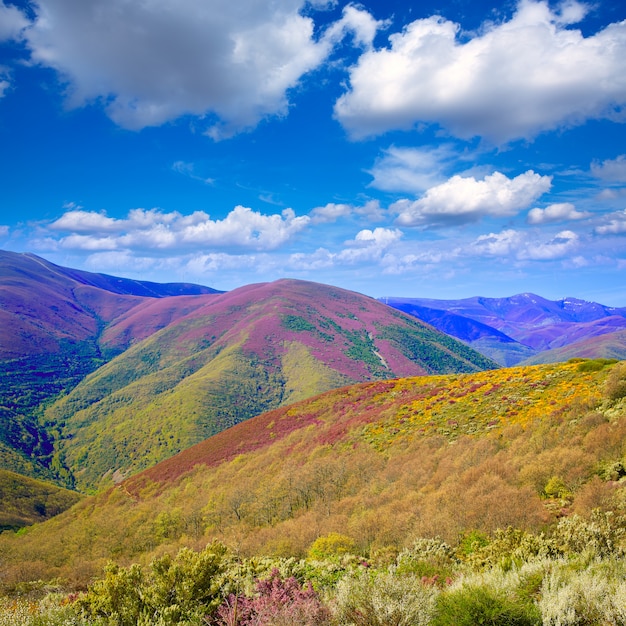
[{"left": 3, "top": 513, "right": 626, "bottom": 625}]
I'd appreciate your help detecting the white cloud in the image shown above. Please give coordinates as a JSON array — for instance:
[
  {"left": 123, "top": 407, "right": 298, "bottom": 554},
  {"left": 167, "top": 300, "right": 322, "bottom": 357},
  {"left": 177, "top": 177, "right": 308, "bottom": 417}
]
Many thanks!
[
  {"left": 471, "top": 229, "right": 526, "bottom": 257},
  {"left": 527, "top": 202, "right": 590, "bottom": 224},
  {"left": 354, "top": 199, "right": 386, "bottom": 222},
  {"left": 0, "top": 2, "right": 29, "bottom": 42},
  {"left": 470, "top": 228, "right": 579, "bottom": 260},
  {"left": 338, "top": 227, "right": 402, "bottom": 262},
  {"left": 393, "top": 170, "right": 551, "bottom": 227},
  {"left": 50, "top": 210, "right": 121, "bottom": 233},
  {"left": 186, "top": 252, "right": 261, "bottom": 274},
  {"left": 47, "top": 206, "right": 311, "bottom": 252},
  {"left": 323, "top": 4, "right": 383, "bottom": 49},
  {"left": 334, "top": 0, "right": 626, "bottom": 143},
  {"left": 286, "top": 226, "right": 402, "bottom": 269},
  {"left": 368, "top": 145, "right": 456, "bottom": 194},
  {"left": 591, "top": 155, "right": 626, "bottom": 183},
  {"left": 0, "top": 225, "right": 9, "bottom": 237},
  {"left": 380, "top": 247, "right": 458, "bottom": 274},
  {"left": 595, "top": 209, "right": 626, "bottom": 235},
  {"left": 288, "top": 248, "right": 335, "bottom": 271},
  {"left": 520, "top": 229, "right": 579, "bottom": 260},
  {"left": 309, "top": 199, "right": 388, "bottom": 224},
  {"left": 24, "top": 0, "right": 380, "bottom": 136},
  {"left": 84, "top": 250, "right": 156, "bottom": 272},
  {"left": 59, "top": 234, "right": 120, "bottom": 250},
  {"left": 309, "top": 203, "right": 352, "bottom": 224},
  {"left": 177, "top": 206, "right": 310, "bottom": 249}
]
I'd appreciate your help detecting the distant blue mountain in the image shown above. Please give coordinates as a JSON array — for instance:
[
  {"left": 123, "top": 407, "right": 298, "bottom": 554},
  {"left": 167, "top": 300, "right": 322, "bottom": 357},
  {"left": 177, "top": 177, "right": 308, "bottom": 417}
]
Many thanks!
[{"left": 382, "top": 293, "right": 626, "bottom": 366}]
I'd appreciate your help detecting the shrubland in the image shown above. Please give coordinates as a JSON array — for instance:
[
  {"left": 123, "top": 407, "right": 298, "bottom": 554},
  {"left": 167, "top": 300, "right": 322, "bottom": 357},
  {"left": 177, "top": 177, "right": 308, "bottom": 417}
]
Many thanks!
[{"left": 1, "top": 359, "right": 626, "bottom": 624}]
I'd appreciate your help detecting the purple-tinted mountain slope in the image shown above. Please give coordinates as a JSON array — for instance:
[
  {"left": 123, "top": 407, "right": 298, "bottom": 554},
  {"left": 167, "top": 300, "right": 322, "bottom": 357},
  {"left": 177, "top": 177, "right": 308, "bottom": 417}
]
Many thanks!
[{"left": 383, "top": 293, "right": 626, "bottom": 365}]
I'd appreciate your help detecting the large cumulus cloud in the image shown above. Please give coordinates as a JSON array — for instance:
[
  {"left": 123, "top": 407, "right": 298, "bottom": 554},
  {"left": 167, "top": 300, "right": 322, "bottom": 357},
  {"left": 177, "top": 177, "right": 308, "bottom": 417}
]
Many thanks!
[
  {"left": 24, "top": 0, "right": 380, "bottom": 137},
  {"left": 334, "top": 0, "right": 626, "bottom": 143}
]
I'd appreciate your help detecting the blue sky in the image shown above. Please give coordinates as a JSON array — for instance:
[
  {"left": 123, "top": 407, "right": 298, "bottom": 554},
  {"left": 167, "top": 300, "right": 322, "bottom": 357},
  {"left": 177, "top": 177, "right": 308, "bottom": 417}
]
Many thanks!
[{"left": 1, "top": 0, "right": 626, "bottom": 304}]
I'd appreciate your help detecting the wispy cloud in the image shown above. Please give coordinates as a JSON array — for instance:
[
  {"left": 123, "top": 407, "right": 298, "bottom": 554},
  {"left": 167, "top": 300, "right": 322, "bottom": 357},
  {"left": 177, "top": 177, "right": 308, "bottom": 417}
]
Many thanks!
[
  {"left": 368, "top": 145, "right": 458, "bottom": 194},
  {"left": 172, "top": 161, "right": 215, "bottom": 185},
  {"left": 0, "top": 1, "right": 28, "bottom": 42}
]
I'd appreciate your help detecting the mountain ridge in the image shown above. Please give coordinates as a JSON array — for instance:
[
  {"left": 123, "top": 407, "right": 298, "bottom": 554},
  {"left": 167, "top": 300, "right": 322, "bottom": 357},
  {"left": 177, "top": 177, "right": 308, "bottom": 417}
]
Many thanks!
[
  {"left": 383, "top": 292, "right": 626, "bottom": 365},
  {"left": 46, "top": 277, "right": 497, "bottom": 491}
]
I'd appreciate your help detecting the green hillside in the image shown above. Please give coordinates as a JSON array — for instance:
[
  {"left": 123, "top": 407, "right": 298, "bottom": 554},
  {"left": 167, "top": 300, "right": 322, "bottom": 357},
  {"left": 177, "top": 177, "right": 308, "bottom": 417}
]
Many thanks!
[
  {"left": 0, "top": 469, "right": 82, "bottom": 531},
  {"left": 2, "top": 359, "right": 625, "bottom": 592},
  {"left": 43, "top": 279, "right": 497, "bottom": 493}
]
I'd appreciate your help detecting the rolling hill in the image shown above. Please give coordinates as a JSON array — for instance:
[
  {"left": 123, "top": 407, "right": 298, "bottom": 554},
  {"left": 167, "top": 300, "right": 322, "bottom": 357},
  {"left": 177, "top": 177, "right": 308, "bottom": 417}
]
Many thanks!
[
  {"left": 0, "top": 250, "right": 221, "bottom": 483},
  {"left": 44, "top": 278, "right": 497, "bottom": 492},
  {"left": 1, "top": 358, "right": 624, "bottom": 589},
  {"left": 0, "top": 469, "right": 82, "bottom": 531},
  {"left": 384, "top": 293, "right": 626, "bottom": 365}
]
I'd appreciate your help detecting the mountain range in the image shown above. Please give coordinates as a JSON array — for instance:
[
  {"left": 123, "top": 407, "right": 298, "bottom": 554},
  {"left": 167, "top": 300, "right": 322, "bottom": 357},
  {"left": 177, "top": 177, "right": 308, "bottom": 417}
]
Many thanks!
[
  {"left": 0, "top": 250, "right": 495, "bottom": 494},
  {"left": 384, "top": 293, "right": 626, "bottom": 366},
  {"left": 1, "top": 249, "right": 626, "bottom": 594}
]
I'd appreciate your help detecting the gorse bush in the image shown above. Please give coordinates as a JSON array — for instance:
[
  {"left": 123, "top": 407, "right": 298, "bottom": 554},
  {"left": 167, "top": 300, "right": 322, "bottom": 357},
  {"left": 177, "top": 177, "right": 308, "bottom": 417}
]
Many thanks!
[
  {"left": 308, "top": 533, "right": 358, "bottom": 561},
  {"left": 79, "top": 543, "right": 229, "bottom": 625}
]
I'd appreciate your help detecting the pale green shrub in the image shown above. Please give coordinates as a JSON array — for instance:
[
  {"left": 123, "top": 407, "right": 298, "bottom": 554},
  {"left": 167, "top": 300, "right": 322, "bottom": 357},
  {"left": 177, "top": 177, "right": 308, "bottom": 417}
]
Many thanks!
[
  {"left": 331, "top": 569, "right": 437, "bottom": 625},
  {"left": 0, "top": 594, "right": 97, "bottom": 626},
  {"left": 395, "top": 537, "right": 457, "bottom": 580},
  {"left": 432, "top": 562, "right": 545, "bottom": 626},
  {"left": 539, "top": 564, "right": 626, "bottom": 625},
  {"left": 467, "top": 527, "right": 561, "bottom": 569},
  {"left": 552, "top": 510, "right": 625, "bottom": 558}
]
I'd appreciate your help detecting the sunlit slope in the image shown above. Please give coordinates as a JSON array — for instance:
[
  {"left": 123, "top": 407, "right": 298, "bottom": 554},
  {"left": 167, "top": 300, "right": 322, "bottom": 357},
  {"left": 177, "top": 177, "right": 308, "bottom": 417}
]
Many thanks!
[
  {"left": 0, "top": 469, "right": 82, "bottom": 531},
  {"left": 4, "top": 359, "right": 624, "bottom": 588},
  {"left": 47, "top": 279, "right": 497, "bottom": 491}
]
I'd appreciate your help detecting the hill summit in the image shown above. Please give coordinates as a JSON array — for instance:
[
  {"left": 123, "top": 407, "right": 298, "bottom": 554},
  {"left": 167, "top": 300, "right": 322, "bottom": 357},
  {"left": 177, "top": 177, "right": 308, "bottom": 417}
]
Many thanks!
[{"left": 46, "top": 277, "right": 497, "bottom": 491}]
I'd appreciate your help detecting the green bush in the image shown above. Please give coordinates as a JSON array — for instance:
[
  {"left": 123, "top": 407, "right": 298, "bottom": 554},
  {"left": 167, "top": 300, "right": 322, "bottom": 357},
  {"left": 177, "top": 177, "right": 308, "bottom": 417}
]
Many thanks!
[
  {"left": 79, "top": 543, "right": 229, "bottom": 625},
  {"left": 433, "top": 585, "right": 540, "bottom": 626},
  {"left": 576, "top": 359, "right": 617, "bottom": 373}
]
